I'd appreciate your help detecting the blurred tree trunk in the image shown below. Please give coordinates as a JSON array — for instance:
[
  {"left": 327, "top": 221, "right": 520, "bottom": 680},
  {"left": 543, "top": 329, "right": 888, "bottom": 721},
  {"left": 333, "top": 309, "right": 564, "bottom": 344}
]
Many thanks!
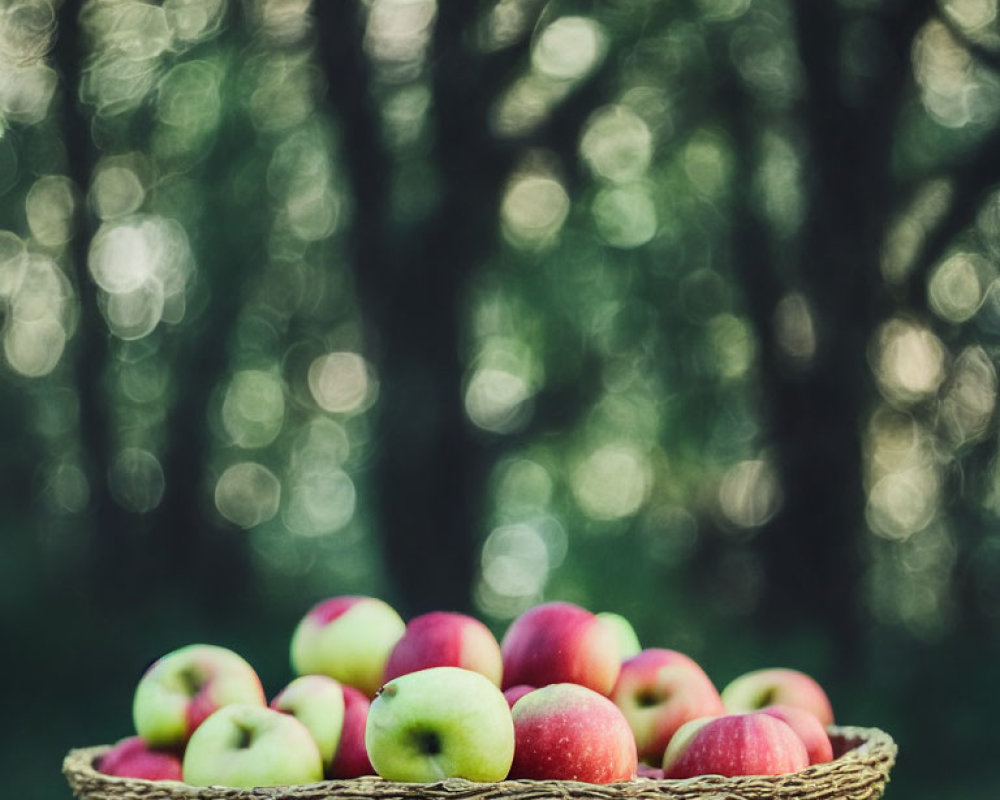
[
  {"left": 55, "top": 3, "right": 255, "bottom": 612},
  {"left": 314, "top": 2, "right": 514, "bottom": 615},
  {"left": 733, "top": 2, "right": 936, "bottom": 670},
  {"left": 54, "top": 1, "right": 139, "bottom": 606}
]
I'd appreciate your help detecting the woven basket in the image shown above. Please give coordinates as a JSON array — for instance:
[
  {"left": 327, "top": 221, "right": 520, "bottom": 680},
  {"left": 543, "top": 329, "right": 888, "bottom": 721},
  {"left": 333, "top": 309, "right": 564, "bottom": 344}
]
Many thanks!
[{"left": 64, "top": 725, "right": 896, "bottom": 800}]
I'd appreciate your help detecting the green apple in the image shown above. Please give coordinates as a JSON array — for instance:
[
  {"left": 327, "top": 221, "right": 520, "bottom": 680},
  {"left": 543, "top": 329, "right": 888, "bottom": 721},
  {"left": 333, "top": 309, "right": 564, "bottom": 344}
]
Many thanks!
[
  {"left": 132, "top": 643, "right": 266, "bottom": 748},
  {"left": 270, "top": 674, "right": 345, "bottom": 773},
  {"left": 365, "top": 666, "right": 515, "bottom": 782},
  {"left": 290, "top": 595, "right": 405, "bottom": 697},
  {"left": 182, "top": 704, "right": 324, "bottom": 787},
  {"left": 596, "top": 611, "right": 642, "bottom": 660}
]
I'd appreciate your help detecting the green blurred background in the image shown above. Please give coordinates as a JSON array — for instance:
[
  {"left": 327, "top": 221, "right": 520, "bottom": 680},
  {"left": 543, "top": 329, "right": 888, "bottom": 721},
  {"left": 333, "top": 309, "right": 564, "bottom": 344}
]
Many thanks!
[{"left": 1, "top": 0, "right": 999, "bottom": 797}]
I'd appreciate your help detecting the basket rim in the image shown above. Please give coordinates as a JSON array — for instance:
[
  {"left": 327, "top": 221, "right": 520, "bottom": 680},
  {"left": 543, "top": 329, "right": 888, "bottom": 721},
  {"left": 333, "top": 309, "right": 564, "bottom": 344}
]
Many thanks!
[{"left": 64, "top": 724, "right": 897, "bottom": 799}]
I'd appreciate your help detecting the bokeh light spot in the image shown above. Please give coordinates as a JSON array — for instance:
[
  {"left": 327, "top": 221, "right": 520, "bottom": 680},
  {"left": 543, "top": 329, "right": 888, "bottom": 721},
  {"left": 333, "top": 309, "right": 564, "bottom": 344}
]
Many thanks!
[
  {"left": 571, "top": 443, "right": 651, "bottom": 521},
  {"left": 501, "top": 173, "right": 570, "bottom": 249},
  {"left": 108, "top": 447, "right": 165, "bottom": 513},
  {"left": 308, "top": 352, "right": 374, "bottom": 414},
  {"left": 580, "top": 105, "right": 653, "bottom": 183},
  {"left": 532, "top": 16, "right": 606, "bottom": 81},
  {"left": 718, "top": 459, "right": 782, "bottom": 529},
  {"left": 592, "top": 184, "right": 657, "bottom": 248},
  {"left": 215, "top": 462, "right": 282, "bottom": 529},
  {"left": 222, "top": 369, "right": 286, "bottom": 449},
  {"left": 26, "top": 175, "right": 75, "bottom": 248},
  {"left": 928, "top": 252, "right": 988, "bottom": 323}
]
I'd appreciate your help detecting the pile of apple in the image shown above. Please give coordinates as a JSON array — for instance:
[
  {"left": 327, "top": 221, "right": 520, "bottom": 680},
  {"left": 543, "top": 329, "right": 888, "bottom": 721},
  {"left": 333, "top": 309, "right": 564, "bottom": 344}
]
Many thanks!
[{"left": 96, "top": 596, "right": 838, "bottom": 788}]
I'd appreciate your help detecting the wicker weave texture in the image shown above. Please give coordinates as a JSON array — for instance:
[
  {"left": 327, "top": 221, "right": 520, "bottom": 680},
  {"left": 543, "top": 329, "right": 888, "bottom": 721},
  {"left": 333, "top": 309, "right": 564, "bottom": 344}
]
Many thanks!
[{"left": 64, "top": 726, "right": 896, "bottom": 800}]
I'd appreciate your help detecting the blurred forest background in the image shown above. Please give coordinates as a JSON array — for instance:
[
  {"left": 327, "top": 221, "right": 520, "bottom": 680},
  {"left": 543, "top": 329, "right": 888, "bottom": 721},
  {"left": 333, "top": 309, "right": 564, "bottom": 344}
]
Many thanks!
[{"left": 2, "top": 0, "right": 999, "bottom": 797}]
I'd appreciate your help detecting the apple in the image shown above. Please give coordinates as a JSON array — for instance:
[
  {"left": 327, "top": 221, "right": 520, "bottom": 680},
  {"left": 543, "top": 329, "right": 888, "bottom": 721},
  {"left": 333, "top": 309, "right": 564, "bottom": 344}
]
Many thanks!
[
  {"left": 756, "top": 704, "right": 833, "bottom": 765},
  {"left": 182, "top": 704, "right": 323, "bottom": 787},
  {"left": 502, "top": 684, "right": 535, "bottom": 708},
  {"left": 132, "top": 643, "right": 266, "bottom": 748},
  {"left": 721, "top": 667, "right": 834, "bottom": 726},
  {"left": 270, "top": 674, "right": 345, "bottom": 773},
  {"left": 500, "top": 601, "right": 621, "bottom": 695},
  {"left": 329, "top": 685, "right": 375, "bottom": 778},
  {"left": 596, "top": 611, "right": 642, "bottom": 660},
  {"left": 637, "top": 763, "right": 665, "bottom": 779},
  {"left": 364, "top": 666, "right": 515, "bottom": 782},
  {"left": 97, "top": 736, "right": 183, "bottom": 781},
  {"left": 382, "top": 611, "right": 503, "bottom": 686},
  {"left": 508, "top": 683, "right": 638, "bottom": 783},
  {"left": 611, "top": 648, "right": 726, "bottom": 765},
  {"left": 290, "top": 595, "right": 405, "bottom": 697},
  {"left": 662, "top": 713, "right": 809, "bottom": 778}
]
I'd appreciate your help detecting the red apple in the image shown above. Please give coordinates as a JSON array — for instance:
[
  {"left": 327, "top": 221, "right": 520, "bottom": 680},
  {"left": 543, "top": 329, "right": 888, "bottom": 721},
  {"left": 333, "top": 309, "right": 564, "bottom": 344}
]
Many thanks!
[
  {"left": 503, "top": 684, "right": 535, "bottom": 708},
  {"left": 328, "top": 685, "right": 375, "bottom": 778},
  {"left": 756, "top": 704, "right": 833, "bottom": 765},
  {"left": 500, "top": 601, "right": 620, "bottom": 695},
  {"left": 508, "top": 683, "right": 638, "bottom": 783},
  {"left": 98, "top": 736, "right": 183, "bottom": 781},
  {"left": 131, "top": 644, "right": 266, "bottom": 748},
  {"left": 721, "top": 668, "right": 834, "bottom": 726},
  {"left": 662, "top": 713, "right": 809, "bottom": 778},
  {"left": 382, "top": 611, "right": 503, "bottom": 686},
  {"left": 611, "top": 648, "right": 726, "bottom": 765}
]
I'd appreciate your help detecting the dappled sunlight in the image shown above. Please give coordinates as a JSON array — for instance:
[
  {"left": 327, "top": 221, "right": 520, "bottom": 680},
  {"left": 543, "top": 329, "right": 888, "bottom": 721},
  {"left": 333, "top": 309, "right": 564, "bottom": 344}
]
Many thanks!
[
  {"left": 706, "top": 313, "right": 756, "bottom": 381},
  {"left": 864, "top": 407, "right": 940, "bottom": 541},
  {"left": 365, "top": 0, "right": 436, "bottom": 83},
  {"left": 244, "top": 50, "right": 318, "bottom": 134},
  {"left": 591, "top": 183, "right": 658, "bottom": 248},
  {"left": 728, "top": 10, "right": 801, "bottom": 103},
  {"left": 571, "top": 443, "right": 652, "bottom": 521},
  {"left": 754, "top": 130, "right": 803, "bottom": 237},
  {"left": 500, "top": 171, "right": 570, "bottom": 249},
  {"left": 943, "top": 0, "right": 998, "bottom": 32},
  {"left": 283, "top": 466, "right": 357, "bottom": 537},
  {"left": 867, "top": 466, "right": 941, "bottom": 541},
  {"left": 307, "top": 352, "right": 375, "bottom": 415},
  {"left": 476, "top": 516, "right": 567, "bottom": 619},
  {"left": 90, "top": 159, "right": 147, "bottom": 220},
  {"left": 108, "top": 446, "right": 165, "bottom": 513},
  {"left": 580, "top": 104, "right": 654, "bottom": 183},
  {"left": 267, "top": 125, "right": 343, "bottom": 242},
  {"left": 880, "top": 179, "right": 953, "bottom": 286},
  {"left": 88, "top": 214, "right": 193, "bottom": 340},
  {"left": 928, "top": 251, "right": 991, "bottom": 322},
  {"left": 214, "top": 461, "right": 282, "bottom": 529},
  {"left": 868, "top": 522, "right": 958, "bottom": 641},
  {"left": 940, "top": 345, "right": 997, "bottom": 446},
  {"left": 491, "top": 16, "right": 607, "bottom": 137},
  {"left": 871, "top": 318, "right": 947, "bottom": 405},
  {"left": 684, "top": 130, "right": 732, "bottom": 200},
  {"left": 465, "top": 366, "right": 533, "bottom": 434},
  {"left": 0, "top": 244, "right": 74, "bottom": 377},
  {"left": 0, "top": 0, "right": 58, "bottom": 130},
  {"left": 463, "top": 334, "right": 540, "bottom": 434},
  {"left": 717, "top": 458, "right": 781, "bottom": 530},
  {"left": 913, "top": 18, "right": 1000, "bottom": 129},
  {"left": 39, "top": 458, "right": 90, "bottom": 514},
  {"left": 773, "top": 291, "right": 816, "bottom": 365},
  {"left": 531, "top": 16, "right": 607, "bottom": 82},
  {"left": 26, "top": 175, "right": 75, "bottom": 248},
  {"left": 221, "top": 368, "right": 286, "bottom": 449},
  {"left": 154, "top": 59, "right": 224, "bottom": 165}
]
